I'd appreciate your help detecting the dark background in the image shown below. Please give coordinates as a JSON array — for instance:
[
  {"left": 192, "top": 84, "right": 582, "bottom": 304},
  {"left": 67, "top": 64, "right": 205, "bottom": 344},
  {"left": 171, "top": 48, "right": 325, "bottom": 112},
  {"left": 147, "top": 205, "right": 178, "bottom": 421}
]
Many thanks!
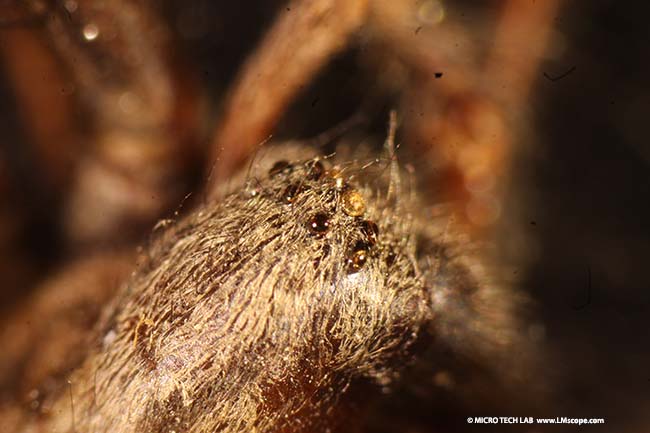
[{"left": 528, "top": 1, "right": 650, "bottom": 430}]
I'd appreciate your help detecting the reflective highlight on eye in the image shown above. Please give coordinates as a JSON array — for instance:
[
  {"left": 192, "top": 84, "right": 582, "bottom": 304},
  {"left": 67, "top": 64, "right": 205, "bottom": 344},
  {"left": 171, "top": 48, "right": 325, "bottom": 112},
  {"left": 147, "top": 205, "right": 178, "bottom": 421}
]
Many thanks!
[
  {"left": 282, "top": 184, "right": 301, "bottom": 204},
  {"left": 308, "top": 212, "right": 331, "bottom": 234},
  {"left": 347, "top": 241, "right": 369, "bottom": 273}
]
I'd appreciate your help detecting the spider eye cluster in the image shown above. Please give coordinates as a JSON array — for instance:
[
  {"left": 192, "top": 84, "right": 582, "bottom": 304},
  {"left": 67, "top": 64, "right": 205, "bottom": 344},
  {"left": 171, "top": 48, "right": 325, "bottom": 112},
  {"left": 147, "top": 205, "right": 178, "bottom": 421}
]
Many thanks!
[{"left": 265, "top": 158, "right": 384, "bottom": 274}]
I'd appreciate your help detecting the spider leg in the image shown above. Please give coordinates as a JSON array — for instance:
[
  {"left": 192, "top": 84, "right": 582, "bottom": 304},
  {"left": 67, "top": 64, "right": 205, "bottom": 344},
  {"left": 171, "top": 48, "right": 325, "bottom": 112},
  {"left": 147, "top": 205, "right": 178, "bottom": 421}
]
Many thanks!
[
  {"left": 208, "top": 0, "right": 369, "bottom": 196},
  {"left": 5, "top": 0, "right": 201, "bottom": 246}
]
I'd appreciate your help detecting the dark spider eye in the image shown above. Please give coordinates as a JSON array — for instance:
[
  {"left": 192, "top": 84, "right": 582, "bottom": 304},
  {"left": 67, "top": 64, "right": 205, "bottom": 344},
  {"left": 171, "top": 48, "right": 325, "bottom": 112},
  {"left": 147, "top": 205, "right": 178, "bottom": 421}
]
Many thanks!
[
  {"left": 341, "top": 189, "right": 366, "bottom": 216},
  {"left": 359, "top": 220, "right": 379, "bottom": 246},
  {"left": 385, "top": 249, "right": 396, "bottom": 267},
  {"left": 308, "top": 212, "right": 331, "bottom": 234},
  {"left": 269, "top": 160, "right": 292, "bottom": 177},
  {"left": 347, "top": 241, "right": 370, "bottom": 273},
  {"left": 307, "top": 160, "right": 325, "bottom": 180},
  {"left": 283, "top": 184, "right": 301, "bottom": 204}
]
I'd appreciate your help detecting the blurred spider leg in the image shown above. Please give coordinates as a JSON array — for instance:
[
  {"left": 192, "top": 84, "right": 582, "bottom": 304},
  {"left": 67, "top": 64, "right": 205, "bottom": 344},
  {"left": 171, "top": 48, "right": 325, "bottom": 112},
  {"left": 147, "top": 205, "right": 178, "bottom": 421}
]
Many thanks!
[
  {"left": 449, "top": 0, "right": 562, "bottom": 228},
  {"left": 400, "top": 0, "right": 561, "bottom": 230},
  {"left": 485, "top": 0, "right": 563, "bottom": 107},
  {"left": 18, "top": 0, "right": 200, "bottom": 246},
  {"left": 0, "top": 5, "right": 79, "bottom": 302},
  {"left": 364, "top": 1, "right": 491, "bottom": 220},
  {"left": 208, "top": 0, "right": 369, "bottom": 196},
  {"left": 366, "top": 0, "right": 479, "bottom": 94},
  {"left": 0, "top": 9, "right": 79, "bottom": 192},
  {"left": 447, "top": 0, "right": 562, "bottom": 228},
  {"left": 0, "top": 144, "right": 35, "bottom": 306}
]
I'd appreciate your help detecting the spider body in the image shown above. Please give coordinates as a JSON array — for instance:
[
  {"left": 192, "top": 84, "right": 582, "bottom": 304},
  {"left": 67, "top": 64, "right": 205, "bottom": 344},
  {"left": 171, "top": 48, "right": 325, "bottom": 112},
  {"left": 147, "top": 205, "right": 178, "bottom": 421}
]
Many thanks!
[{"left": 1, "top": 145, "right": 532, "bottom": 432}]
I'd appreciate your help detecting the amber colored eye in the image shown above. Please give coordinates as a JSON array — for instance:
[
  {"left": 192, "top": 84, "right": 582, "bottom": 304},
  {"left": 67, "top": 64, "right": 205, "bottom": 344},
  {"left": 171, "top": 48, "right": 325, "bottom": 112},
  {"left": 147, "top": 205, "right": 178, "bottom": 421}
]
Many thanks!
[
  {"left": 341, "top": 189, "right": 366, "bottom": 216},
  {"left": 347, "top": 241, "right": 370, "bottom": 273},
  {"left": 308, "top": 212, "right": 331, "bottom": 234}
]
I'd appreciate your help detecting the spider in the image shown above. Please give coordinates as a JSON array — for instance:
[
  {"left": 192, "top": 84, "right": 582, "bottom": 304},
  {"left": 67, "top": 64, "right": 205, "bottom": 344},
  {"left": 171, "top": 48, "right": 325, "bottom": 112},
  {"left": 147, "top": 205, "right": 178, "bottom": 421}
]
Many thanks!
[{"left": 0, "top": 1, "right": 560, "bottom": 432}]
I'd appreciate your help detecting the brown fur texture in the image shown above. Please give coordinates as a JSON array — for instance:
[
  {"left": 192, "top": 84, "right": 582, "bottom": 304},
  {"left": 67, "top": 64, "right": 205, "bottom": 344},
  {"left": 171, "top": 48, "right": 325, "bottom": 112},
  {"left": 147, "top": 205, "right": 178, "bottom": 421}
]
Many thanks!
[
  {"left": 3, "top": 144, "right": 534, "bottom": 433},
  {"left": 0, "top": 253, "right": 134, "bottom": 431}
]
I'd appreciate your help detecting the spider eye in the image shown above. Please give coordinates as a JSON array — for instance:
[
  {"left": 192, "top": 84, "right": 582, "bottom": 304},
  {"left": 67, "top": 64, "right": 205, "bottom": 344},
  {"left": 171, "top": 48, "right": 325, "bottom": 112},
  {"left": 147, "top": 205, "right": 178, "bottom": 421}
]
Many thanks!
[
  {"left": 269, "top": 160, "right": 292, "bottom": 177},
  {"left": 341, "top": 189, "right": 366, "bottom": 216},
  {"left": 308, "top": 212, "right": 331, "bottom": 234},
  {"left": 359, "top": 220, "right": 379, "bottom": 246},
  {"left": 282, "top": 184, "right": 302, "bottom": 204},
  {"left": 347, "top": 241, "right": 370, "bottom": 273},
  {"left": 307, "top": 160, "right": 325, "bottom": 180}
]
